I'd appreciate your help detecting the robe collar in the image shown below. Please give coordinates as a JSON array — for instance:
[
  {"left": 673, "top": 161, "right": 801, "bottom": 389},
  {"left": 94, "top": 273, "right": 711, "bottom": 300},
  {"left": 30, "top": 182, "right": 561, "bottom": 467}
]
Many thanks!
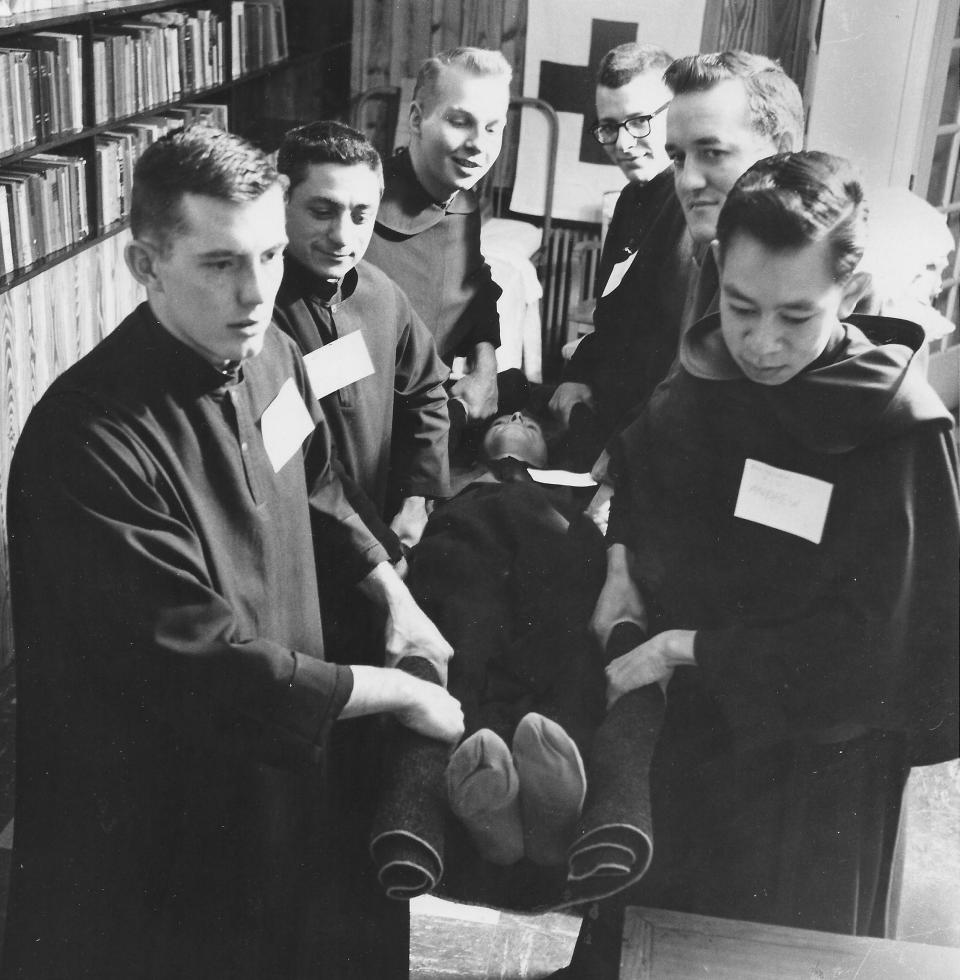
[
  {"left": 140, "top": 304, "right": 250, "bottom": 395},
  {"left": 376, "top": 147, "right": 477, "bottom": 236},
  {"left": 280, "top": 253, "right": 359, "bottom": 310},
  {"left": 679, "top": 311, "right": 947, "bottom": 453}
]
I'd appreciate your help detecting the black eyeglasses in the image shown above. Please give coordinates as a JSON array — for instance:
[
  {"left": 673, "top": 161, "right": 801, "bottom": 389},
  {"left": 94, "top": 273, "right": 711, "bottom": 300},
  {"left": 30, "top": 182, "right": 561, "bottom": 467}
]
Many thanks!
[{"left": 590, "top": 100, "right": 671, "bottom": 145}]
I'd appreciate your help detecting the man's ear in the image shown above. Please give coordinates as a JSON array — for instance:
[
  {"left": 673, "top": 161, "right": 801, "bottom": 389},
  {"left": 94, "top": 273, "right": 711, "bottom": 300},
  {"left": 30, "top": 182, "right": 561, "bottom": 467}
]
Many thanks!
[
  {"left": 838, "top": 269, "right": 871, "bottom": 318},
  {"left": 408, "top": 100, "right": 423, "bottom": 139},
  {"left": 776, "top": 130, "right": 798, "bottom": 153},
  {"left": 125, "top": 239, "right": 163, "bottom": 291}
]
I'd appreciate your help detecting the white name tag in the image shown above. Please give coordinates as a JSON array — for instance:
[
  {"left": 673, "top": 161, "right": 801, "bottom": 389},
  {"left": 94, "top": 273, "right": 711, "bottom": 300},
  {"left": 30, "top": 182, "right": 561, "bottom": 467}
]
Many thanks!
[
  {"left": 601, "top": 251, "right": 638, "bottom": 298},
  {"left": 303, "top": 331, "right": 375, "bottom": 399},
  {"left": 260, "top": 378, "right": 315, "bottom": 473},
  {"left": 734, "top": 458, "right": 833, "bottom": 544},
  {"left": 527, "top": 468, "right": 597, "bottom": 487}
]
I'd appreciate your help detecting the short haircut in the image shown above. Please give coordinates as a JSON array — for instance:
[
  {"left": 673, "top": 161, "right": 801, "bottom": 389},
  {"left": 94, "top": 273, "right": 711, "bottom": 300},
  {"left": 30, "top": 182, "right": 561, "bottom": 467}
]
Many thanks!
[
  {"left": 413, "top": 46, "right": 512, "bottom": 113},
  {"left": 716, "top": 151, "right": 868, "bottom": 282},
  {"left": 596, "top": 42, "right": 673, "bottom": 89},
  {"left": 664, "top": 51, "right": 805, "bottom": 150},
  {"left": 131, "top": 125, "right": 282, "bottom": 253},
  {"left": 277, "top": 119, "right": 383, "bottom": 194}
]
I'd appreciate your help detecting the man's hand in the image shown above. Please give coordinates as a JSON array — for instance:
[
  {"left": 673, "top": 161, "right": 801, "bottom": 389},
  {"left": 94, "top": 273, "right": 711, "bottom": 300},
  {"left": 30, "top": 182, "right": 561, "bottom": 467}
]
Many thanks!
[
  {"left": 590, "top": 544, "right": 647, "bottom": 648},
  {"left": 590, "top": 448, "right": 612, "bottom": 484},
  {"left": 393, "top": 673, "right": 465, "bottom": 742},
  {"left": 450, "top": 342, "right": 498, "bottom": 420},
  {"left": 358, "top": 562, "right": 454, "bottom": 684},
  {"left": 343, "top": 665, "right": 464, "bottom": 743},
  {"left": 389, "top": 495, "right": 431, "bottom": 551},
  {"left": 549, "top": 381, "right": 595, "bottom": 428},
  {"left": 382, "top": 597, "right": 454, "bottom": 685},
  {"left": 605, "top": 629, "right": 696, "bottom": 707}
]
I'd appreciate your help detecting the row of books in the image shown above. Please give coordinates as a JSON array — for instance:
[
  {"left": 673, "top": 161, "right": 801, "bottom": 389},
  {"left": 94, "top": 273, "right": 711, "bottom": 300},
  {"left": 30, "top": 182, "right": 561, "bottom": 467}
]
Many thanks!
[
  {"left": 95, "top": 102, "right": 228, "bottom": 229},
  {"left": 0, "top": 32, "right": 84, "bottom": 155},
  {"left": 93, "top": 9, "right": 225, "bottom": 126},
  {"left": 0, "top": 1, "right": 291, "bottom": 157},
  {"left": 0, "top": 102, "right": 228, "bottom": 277},
  {"left": 0, "top": 153, "right": 87, "bottom": 275},
  {"left": 232, "top": 1, "right": 288, "bottom": 76}
]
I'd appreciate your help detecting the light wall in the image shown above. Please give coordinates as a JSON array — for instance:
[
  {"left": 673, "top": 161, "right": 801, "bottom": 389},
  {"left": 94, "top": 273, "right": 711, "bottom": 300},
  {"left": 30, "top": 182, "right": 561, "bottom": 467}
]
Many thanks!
[{"left": 805, "top": 0, "right": 940, "bottom": 192}]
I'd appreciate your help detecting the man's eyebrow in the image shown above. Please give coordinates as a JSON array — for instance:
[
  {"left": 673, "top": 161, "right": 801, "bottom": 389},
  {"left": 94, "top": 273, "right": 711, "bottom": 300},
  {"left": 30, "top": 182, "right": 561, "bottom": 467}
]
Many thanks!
[
  {"left": 195, "top": 248, "right": 239, "bottom": 259},
  {"left": 302, "top": 195, "right": 343, "bottom": 209},
  {"left": 722, "top": 283, "right": 757, "bottom": 303},
  {"left": 724, "top": 282, "right": 816, "bottom": 310},
  {"left": 193, "top": 236, "right": 288, "bottom": 259}
]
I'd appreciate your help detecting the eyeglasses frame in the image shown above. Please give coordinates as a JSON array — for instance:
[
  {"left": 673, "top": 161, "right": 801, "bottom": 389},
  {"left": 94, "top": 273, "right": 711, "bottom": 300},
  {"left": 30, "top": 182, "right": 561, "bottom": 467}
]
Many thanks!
[{"left": 590, "top": 99, "right": 672, "bottom": 146}]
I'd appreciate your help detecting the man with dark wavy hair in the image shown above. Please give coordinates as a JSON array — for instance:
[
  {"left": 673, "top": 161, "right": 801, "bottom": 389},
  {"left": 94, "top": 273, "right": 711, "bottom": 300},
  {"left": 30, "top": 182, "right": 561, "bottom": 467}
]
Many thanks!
[
  {"left": 276, "top": 120, "right": 450, "bottom": 552},
  {"left": 662, "top": 50, "right": 805, "bottom": 326}
]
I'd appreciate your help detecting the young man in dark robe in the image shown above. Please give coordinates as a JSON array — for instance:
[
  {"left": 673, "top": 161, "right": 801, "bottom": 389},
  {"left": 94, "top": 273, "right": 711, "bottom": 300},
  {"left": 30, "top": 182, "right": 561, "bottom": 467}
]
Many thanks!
[
  {"left": 558, "top": 151, "right": 959, "bottom": 977},
  {"left": 273, "top": 118, "right": 452, "bottom": 978},
  {"left": 550, "top": 42, "right": 696, "bottom": 445},
  {"left": 1, "top": 127, "right": 463, "bottom": 980},
  {"left": 275, "top": 120, "right": 450, "bottom": 552},
  {"left": 364, "top": 46, "right": 513, "bottom": 427}
]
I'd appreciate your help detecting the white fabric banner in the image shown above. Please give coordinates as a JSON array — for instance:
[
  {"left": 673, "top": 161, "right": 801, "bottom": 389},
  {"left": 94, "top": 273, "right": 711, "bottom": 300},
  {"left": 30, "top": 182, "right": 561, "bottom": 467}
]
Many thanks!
[{"left": 511, "top": 0, "right": 707, "bottom": 224}]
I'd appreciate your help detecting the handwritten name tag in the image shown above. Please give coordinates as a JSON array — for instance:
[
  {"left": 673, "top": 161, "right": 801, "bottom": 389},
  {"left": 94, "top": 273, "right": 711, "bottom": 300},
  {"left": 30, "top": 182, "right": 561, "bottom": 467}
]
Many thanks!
[
  {"left": 601, "top": 251, "right": 638, "bottom": 298},
  {"left": 303, "top": 331, "right": 375, "bottom": 399},
  {"left": 260, "top": 378, "right": 315, "bottom": 473},
  {"left": 734, "top": 458, "right": 833, "bottom": 544}
]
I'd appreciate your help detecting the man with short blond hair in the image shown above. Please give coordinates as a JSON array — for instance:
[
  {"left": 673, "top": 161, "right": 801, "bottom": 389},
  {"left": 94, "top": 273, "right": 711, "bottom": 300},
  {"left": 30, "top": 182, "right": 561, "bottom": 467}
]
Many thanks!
[{"left": 365, "top": 46, "right": 512, "bottom": 425}]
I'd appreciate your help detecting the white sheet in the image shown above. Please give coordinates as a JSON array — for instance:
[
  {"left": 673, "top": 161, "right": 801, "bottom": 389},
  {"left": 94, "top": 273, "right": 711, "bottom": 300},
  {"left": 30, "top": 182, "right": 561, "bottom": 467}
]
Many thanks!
[{"left": 481, "top": 218, "right": 544, "bottom": 383}]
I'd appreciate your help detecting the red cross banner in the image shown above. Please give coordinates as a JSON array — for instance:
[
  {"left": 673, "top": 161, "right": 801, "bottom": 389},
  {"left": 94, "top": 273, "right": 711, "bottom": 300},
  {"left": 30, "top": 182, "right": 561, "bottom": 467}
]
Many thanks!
[{"left": 511, "top": 0, "right": 706, "bottom": 224}]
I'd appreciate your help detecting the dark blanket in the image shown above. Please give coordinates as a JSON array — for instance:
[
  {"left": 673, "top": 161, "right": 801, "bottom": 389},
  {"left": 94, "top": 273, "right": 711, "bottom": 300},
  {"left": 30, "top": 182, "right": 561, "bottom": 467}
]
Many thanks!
[
  {"left": 371, "top": 480, "right": 663, "bottom": 911},
  {"left": 368, "top": 657, "right": 449, "bottom": 900}
]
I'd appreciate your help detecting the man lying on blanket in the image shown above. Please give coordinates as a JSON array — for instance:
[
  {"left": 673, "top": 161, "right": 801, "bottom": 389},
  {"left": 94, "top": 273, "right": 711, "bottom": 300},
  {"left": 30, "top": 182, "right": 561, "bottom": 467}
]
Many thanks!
[{"left": 399, "top": 411, "right": 663, "bottom": 911}]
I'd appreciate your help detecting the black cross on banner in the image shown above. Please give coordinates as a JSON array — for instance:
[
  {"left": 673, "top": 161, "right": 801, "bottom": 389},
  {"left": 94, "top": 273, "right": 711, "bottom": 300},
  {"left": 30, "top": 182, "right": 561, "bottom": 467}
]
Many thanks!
[{"left": 537, "top": 19, "right": 639, "bottom": 166}]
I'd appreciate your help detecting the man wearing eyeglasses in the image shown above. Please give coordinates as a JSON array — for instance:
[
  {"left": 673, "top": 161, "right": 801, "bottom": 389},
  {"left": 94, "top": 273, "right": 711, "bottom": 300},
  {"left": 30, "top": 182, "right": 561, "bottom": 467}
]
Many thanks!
[{"left": 549, "top": 43, "right": 697, "bottom": 449}]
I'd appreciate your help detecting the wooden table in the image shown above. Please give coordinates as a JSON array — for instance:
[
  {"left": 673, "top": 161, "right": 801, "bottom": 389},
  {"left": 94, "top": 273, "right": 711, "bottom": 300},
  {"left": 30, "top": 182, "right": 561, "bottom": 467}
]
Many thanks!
[
  {"left": 620, "top": 906, "right": 960, "bottom": 979},
  {"left": 409, "top": 898, "right": 960, "bottom": 979}
]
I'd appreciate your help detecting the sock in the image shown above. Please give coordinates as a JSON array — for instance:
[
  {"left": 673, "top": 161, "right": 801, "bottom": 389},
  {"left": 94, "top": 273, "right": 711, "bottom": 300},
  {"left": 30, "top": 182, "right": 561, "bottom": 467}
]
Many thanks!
[
  {"left": 445, "top": 729, "right": 524, "bottom": 866},
  {"left": 513, "top": 713, "right": 587, "bottom": 866}
]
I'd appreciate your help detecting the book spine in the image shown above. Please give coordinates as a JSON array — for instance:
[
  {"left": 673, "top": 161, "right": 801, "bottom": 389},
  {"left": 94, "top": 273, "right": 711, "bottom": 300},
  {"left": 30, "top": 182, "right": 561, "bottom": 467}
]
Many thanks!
[
  {"left": 0, "top": 185, "right": 11, "bottom": 277},
  {"left": 75, "top": 154, "right": 88, "bottom": 241}
]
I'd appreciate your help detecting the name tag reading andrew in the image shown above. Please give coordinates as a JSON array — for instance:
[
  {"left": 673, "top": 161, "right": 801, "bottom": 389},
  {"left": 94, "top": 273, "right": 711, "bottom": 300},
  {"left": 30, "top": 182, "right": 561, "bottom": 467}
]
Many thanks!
[
  {"left": 601, "top": 251, "right": 638, "bottom": 298},
  {"left": 303, "top": 331, "right": 375, "bottom": 399},
  {"left": 734, "top": 458, "right": 833, "bottom": 544},
  {"left": 260, "top": 378, "right": 315, "bottom": 473}
]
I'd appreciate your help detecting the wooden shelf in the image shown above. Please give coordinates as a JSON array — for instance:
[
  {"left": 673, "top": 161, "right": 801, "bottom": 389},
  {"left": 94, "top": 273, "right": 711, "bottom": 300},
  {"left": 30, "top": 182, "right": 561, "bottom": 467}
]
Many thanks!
[
  {"left": 0, "top": 57, "right": 301, "bottom": 169},
  {"left": 0, "top": 1, "right": 194, "bottom": 36},
  {"left": 0, "top": 0, "right": 314, "bottom": 295},
  {"left": 0, "top": 217, "right": 128, "bottom": 291}
]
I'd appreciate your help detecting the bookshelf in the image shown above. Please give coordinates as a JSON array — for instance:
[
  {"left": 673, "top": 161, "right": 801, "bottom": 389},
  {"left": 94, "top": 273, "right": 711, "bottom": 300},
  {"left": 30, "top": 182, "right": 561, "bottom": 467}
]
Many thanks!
[
  {"left": 0, "top": 0, "right": 349, "bottom": 670},
  {"left": 0, "top": 0, "right": 320, "bottom": 286}
]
